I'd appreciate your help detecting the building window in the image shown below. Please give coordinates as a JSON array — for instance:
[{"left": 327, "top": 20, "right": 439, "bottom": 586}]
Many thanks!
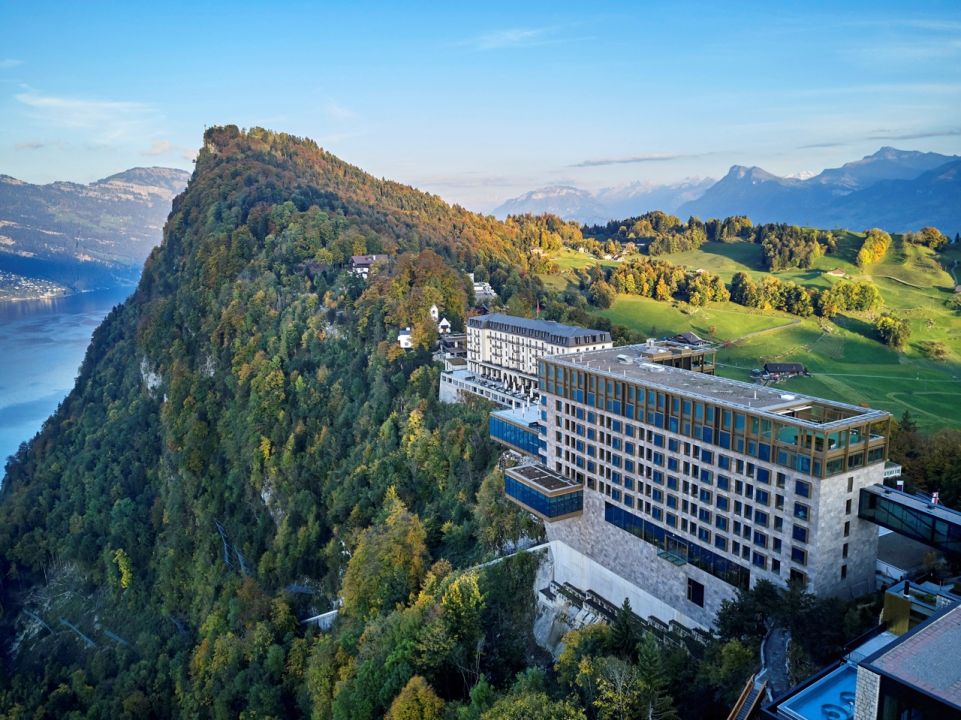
[
  {"left": 791, "top": 546, "right": 807, "bottom": 566},
  {"left": 794, "top": 503, "right": 810, "bottom": 521},
  {"left": 687, "top": 579, "right": 705, "bottom": 607},
  {"left": 795, "top": 480, "right": 811, "bottom": 498},
  {"left": 847, "top": 476, "right": 854, "bottom": 493},
  {"left": 845, "top": 499, "right": 852, "bottom": 515},
  {"left": 790, "top": 569, "right": 807, "bottom": 586},
  {"left": 842, "top": 543, "right": 849, "bottom": 559},
  {"left": 772, "top": 559, "right": 781, "bottom": 574},
  {"left": 792, "top": 525, "right": 808, "bottom": 543},
  {"left": 844, "top": 521, "right": 850, "bottom": 538},
  {"left": 841, "top": 565, "right": 847, "bottom": 580}
]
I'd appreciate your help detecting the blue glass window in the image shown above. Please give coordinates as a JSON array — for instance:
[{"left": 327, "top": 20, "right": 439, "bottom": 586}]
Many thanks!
[{"left": 505, "top": 475, "right": 582, "bottom": 519}]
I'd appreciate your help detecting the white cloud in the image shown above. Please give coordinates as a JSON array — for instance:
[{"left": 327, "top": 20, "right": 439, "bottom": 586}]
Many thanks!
[
  {"left": 458, "top": 26, "right": 569, "bottom": 51},
  {"left": 14, "top": 91, "right": 160, "bottom": 144},
  {"left": 323, "top": 101, "right": 356, "bottom": 122},
  {"left": 0, "top": 59, "right": 23, "bottom": 69},
  {"left": 141, "top": 139, "right": 197, "bottom": 163},
  {"left": 143, "top": 139, "right": 174, "bottom": 156}
]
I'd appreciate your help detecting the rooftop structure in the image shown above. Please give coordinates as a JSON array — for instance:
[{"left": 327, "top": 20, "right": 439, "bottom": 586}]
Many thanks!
[
  {"left": 882, "top": 578, "right": 961, "bottom": 635},
  {"left": 876, "top": 531, "right": 941, "bottom": 583},
  {"left": 504, "top": 463, "right": 583, "bottom": 521},
  {"left": 544, "top": 345, "right": 887, "bottom": 431},
  {"left": 863, "top": 604, "right": 961, "bottom": 714}
]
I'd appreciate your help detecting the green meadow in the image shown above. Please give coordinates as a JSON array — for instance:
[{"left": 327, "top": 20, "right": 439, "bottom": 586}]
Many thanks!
[{"left": 545, "top": 234, "right": 961, "bottom": 430}]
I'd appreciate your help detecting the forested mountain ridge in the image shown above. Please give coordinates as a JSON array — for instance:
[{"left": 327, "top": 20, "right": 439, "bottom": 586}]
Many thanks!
[{"left": 0, "top": 126, "right": 548, "bottom": 717}]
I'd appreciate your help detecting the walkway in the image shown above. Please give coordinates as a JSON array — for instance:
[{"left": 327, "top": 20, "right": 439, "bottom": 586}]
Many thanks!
[{"left": 762, "top": 627, "right": 791, "bottom": 699}]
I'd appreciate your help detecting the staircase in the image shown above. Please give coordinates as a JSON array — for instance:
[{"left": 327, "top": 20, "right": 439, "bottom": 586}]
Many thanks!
[{"left": 727, "top": 673, "right": 768, "bottom": 720}]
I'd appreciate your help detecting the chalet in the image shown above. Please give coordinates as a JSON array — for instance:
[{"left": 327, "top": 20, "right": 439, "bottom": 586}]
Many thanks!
[
  {"left": 763, "top": 362, "right": 806, "bottom": 377},
  {"left": 397, "top": 327, "right": 413, "bottom": 349},
  {"left": 670, "top": 331, "right": 707, "bottom": 347},
  {"left": 438, "top": 317, "right": 452, "bottom": 334},
  {"left": 349, "top": 254, "right": 389, "bottom": 279}
]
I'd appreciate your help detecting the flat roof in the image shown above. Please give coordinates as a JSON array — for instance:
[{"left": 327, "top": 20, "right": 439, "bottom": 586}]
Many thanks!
[
  {"left": 878, "top": 531, "right": 940, "bottom": 571},
  {"left": 863, "top": 603, "right": 961, "bottom": 709},
  {"left": 631, "top": 339, "right": 716, "bottom": 360},
  {"left": 863, "top": 485, "right": 961, "bottom": 526},
  {"left": 544, "top": 345, "right": 889, "bottom": 429},
  {"left": 492, "top": 405, "right": 541, "bottom": 428},
  {"left": 468, "top": 313, "right": 611, "bottom": 345},
  {"left": 506, "top": 463, "right": 580, "bottom": 494}
]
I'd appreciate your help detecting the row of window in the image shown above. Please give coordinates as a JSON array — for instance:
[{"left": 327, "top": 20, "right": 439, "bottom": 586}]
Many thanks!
[
  {"left": 597, "top": 475, "right": 811, "bottom": 575},
  {"left": 604, "top": 502, "right": 751, "bottom": 590},
  {"left": 556, "top": 441, "right": 814, "bottom": 543},
  {"left": 541, "top": 375, "right": 886, "bottom": 477}
]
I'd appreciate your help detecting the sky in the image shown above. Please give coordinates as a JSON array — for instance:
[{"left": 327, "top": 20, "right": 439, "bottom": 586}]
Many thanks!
[{"left": 1, "top": 1, "right": 959, "bottom": 211}]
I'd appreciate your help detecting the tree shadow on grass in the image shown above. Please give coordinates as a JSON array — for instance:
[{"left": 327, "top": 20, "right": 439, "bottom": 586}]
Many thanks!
[{"left": 831, "top": 314, "right": 877, "bottom": 343}]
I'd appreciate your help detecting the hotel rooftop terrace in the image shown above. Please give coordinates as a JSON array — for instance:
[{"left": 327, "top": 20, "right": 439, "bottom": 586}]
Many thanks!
[{"left": 543, "top": 344, "right": 890, "bottom": 430}]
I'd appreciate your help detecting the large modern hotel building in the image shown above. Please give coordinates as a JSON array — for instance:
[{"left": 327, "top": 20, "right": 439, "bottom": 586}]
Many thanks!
[{"left": 504, "top": 343, "right": 891, "bottom": 626}]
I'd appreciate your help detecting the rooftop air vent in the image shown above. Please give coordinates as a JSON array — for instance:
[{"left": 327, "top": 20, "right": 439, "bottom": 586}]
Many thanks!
[
  {"left": 616, "top": 354, "right": 632, "bottom": 364},
  {"left": 781, "top": 394, "right": 796, "bottom": 400}
]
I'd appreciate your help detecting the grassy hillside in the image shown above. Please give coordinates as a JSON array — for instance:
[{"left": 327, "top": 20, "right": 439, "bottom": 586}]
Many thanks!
[{"left": 549, "top": 232, "right": 961, "bottom": 429}]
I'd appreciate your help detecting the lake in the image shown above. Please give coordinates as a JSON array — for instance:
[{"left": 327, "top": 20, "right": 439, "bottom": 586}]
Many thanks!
[{"left": 0, "top": 286, "right": 133, "bottom": 477}]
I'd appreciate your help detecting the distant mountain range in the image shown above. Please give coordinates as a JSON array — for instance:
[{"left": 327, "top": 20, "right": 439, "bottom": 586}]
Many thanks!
[
  {"left": 493, "top": 178, "right": 714, "bottom": 225},
  {"left": 494, "top": 147, "right": 961, "bottom": 234},
  {"left": 0, "top": 166, "right": 190, "bottom": 291},
  {"left": 678, "top": 147, "right": 960, "bottom": 233}
]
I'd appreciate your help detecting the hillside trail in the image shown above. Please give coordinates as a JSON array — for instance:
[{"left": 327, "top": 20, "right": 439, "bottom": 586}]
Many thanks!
[{"left": 728, "top": 318, "right": 801, "bottom": 344}]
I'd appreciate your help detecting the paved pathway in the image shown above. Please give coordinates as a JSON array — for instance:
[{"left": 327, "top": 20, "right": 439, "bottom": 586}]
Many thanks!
[{"left": 763, "top": 627, "right": 791, "bottom": 699}]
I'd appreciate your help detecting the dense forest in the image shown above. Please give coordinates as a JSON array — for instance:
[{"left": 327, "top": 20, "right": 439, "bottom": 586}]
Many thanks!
[{"left": 0, "top": 127, "right": 956, "bottom": 719}]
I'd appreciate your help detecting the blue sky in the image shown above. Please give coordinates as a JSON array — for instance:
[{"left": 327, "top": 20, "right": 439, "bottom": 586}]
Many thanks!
[{"left": 1, "top": 1, "right": 959, "bottom": 210}]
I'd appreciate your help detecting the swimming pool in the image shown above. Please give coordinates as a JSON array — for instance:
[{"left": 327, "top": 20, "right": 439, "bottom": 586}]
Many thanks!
[{"left": 779, "top": 664, "right": 857, "bottom": 720}]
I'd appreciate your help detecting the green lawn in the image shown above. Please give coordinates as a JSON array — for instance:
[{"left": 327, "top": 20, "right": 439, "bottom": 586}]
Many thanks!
[
  {"left": 539, "top": 248, "right": 616, "bottom": 290},
  {"left": 597, "top": 294, "right": 961, "bottom": 431},
  {"left": 601, "top": 295, "right": 796, "bottom": 342},
  {"left": 543, "top": 237, "right": 961, "bottom": 428}
]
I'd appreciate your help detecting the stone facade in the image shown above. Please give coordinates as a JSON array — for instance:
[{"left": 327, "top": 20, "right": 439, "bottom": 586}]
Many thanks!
[
  {"left": 547, "top": 493, "right": 734, "bottom": 628},
  {"left": 809, "top": 465, "right": 882, "bottom": 599},
  {"left": 854, "top": 665, "right": 881, "bottom": 720}
]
